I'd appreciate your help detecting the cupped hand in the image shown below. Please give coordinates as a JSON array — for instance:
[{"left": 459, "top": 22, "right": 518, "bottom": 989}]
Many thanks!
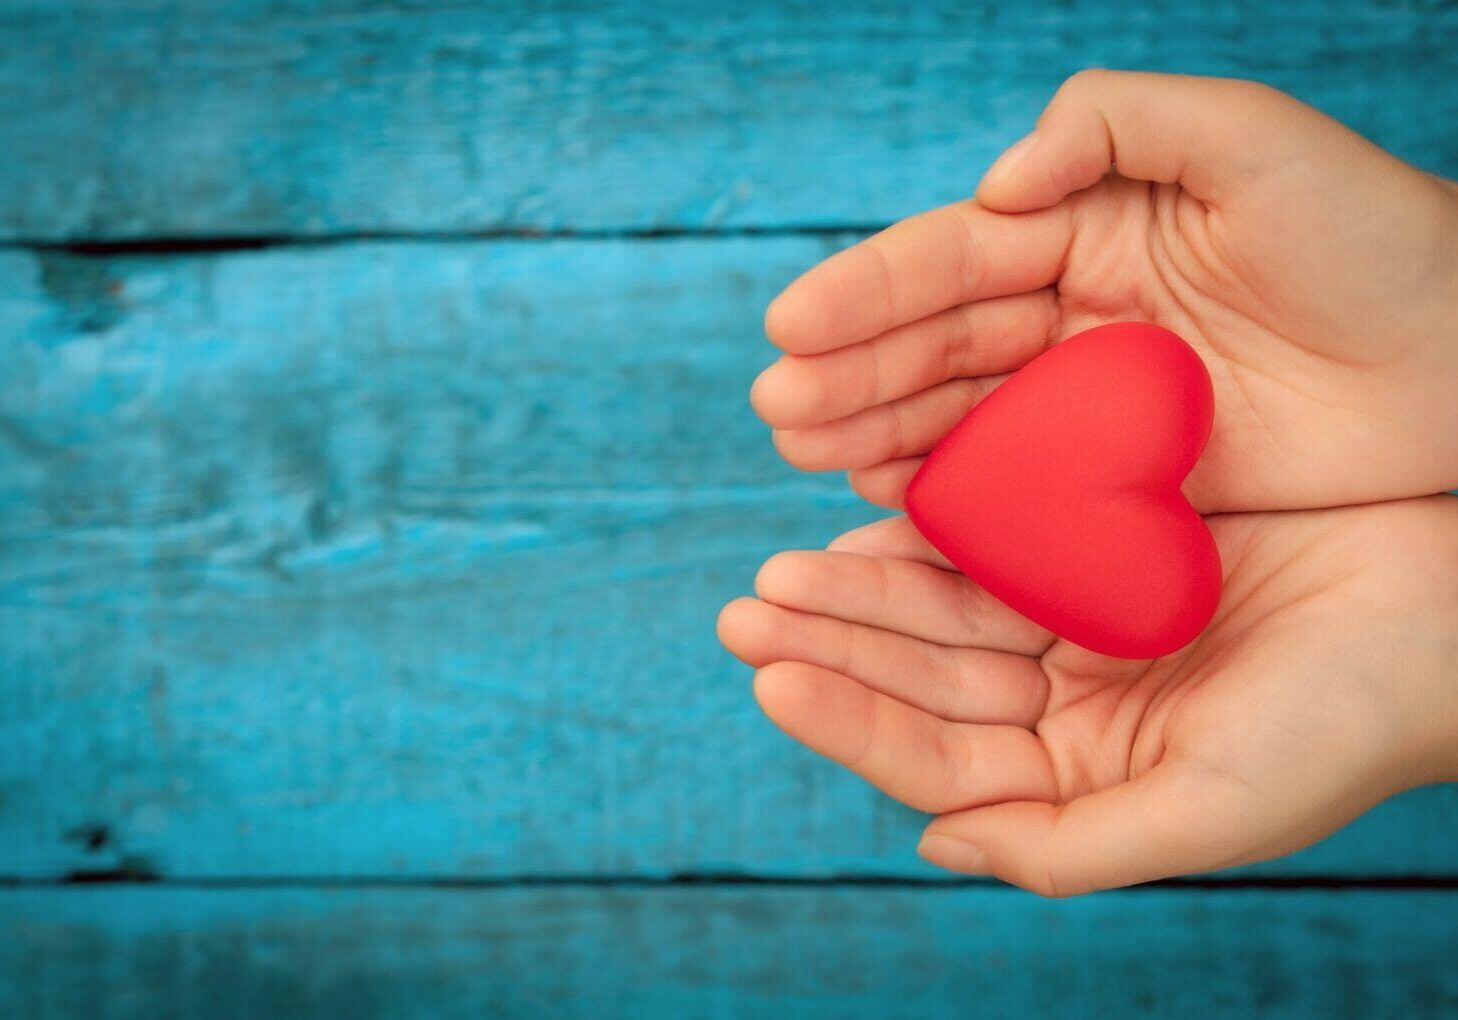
[
  {"left": 718, "top": 495, "right": 1458, "bottom": 895},
  {"left": 753, "top": 71, "right": 1458, "bottom": 512}
]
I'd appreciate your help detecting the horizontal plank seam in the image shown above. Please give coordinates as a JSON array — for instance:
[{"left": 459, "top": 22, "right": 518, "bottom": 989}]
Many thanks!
[
  {"left": 0, "top": 482, "right": 864, "bottom": 510},
  {"left": 1, "top": 224, "right": 888, "bottom": 256},
  {"left": 4, "top": 873, "right": 1458, "bottom": 891}
]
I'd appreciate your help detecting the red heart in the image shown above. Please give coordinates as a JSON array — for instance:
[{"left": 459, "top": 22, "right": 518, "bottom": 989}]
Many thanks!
[{"left": 905, "top": 321, "right": 1221, "bottom": 659}]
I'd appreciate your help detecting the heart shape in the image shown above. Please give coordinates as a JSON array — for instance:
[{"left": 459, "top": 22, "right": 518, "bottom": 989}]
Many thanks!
[{"left": 905, "top": 321, "right": 1221, "bottom": 659}]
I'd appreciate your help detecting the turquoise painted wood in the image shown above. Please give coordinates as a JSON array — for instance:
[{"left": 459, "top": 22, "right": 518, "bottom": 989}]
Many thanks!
[
  {"left": 1, "top": 1, "right": 1456, "bottom": 241},
  {"left": 3, "top": 239, "right": 1457, "bottom": 880},
  {"left": 3, "top": 886, "right": 1458, "bottom": 1018},
  {"left": 4, "top": 1, "right": 1458, "bottom": 1015}
]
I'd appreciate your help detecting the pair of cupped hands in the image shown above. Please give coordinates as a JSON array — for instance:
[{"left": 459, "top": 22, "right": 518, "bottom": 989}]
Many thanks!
[{"left": 717, "top": 71, "right": 1458, "bottom": 895}]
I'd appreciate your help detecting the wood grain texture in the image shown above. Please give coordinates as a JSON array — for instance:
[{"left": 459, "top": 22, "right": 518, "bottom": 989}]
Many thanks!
[
  {"left": 2, "top": 0, "right": 1456, "bottom": 241},
  {"left": 4, "top": 885, "right": 1458, "bottom": 1018},
  {"left": 3, "top": 239, "right": 1457, "bottom": 879},
  {"left": 3, "top": 4, "right": 1457, "bottom": 1013}
]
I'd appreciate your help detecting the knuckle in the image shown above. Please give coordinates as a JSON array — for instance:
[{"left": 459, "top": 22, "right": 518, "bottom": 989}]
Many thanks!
[
  {"left": 869, "top": 556, "right": 894, "bottom": 613},
  {"left": 1039, "top": 295, "right": 1064, "bottom": 350},
  {"left": 949, "top": 375, "right": 993, "bottom": 410},
  {"left": 862, "top": 335, "right": 887, "bottom": 407},
  {"left": 940, "top": 306, "right": 976, "bottom": 378},
  {"left": 850, "top": 692, "right": 882, "bottom": 770},
  {"left": 946, "top": 208, "right": 987, "bottom": 298},
  {"left": 920, "top": 731, "right": 965, "bottom": 814},
  {"left": 1024, "top": 868, "right": 1069, "bottom": 900},
  {"left": 862, "top": 235, "right": 899, "bottom": 326},
  {"left": 877, "top": 400, "right": 907, "bottom": 460},
  {"left": 1038, "top": 857, "right": 1071, "bottom": 899}
]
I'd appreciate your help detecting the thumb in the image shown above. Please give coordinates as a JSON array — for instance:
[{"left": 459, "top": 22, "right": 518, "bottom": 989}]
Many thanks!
[
  {"left": 917, "top": 758, "right": 1272, "bottom": 896},
  {"left": 976, "top": 70, "right": 1348, "bottom": 212}
]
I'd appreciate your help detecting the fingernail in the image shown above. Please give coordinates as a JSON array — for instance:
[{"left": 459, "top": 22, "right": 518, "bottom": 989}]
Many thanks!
[
  {"left": 918, "top": 833, "right": 990, "bottom": 874},
  {"left": 981, "top": 132, "right": 1038, "bottom": 192}
]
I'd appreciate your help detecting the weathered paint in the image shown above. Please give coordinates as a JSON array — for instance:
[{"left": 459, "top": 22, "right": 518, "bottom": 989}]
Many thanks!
[
  {"left": 0, "top": 1, "right": 1456, "bottom": 240},
  {"left": 3, "top": 2, "right": 1457, "bottom": 1014},
  {"left": 4, "top": 886, "right": 1458, "bottom": 1019}
]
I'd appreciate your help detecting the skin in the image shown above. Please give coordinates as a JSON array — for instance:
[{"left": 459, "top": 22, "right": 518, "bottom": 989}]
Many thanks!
[
  {"left": 719, "top": 499, "right": 1458, "bottom": 896},
  {"left": 751, "top": 71, "right": 1458, "bottom": 512},
  {"left": 723, "top": 72, "right": 1458, "bottom": 893}
]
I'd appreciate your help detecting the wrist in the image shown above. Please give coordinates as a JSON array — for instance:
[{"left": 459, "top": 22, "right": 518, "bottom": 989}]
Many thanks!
[
  {"left": 1444, "top": 647, "right": 1458, "bottom": 785},
  {"left": 1434, "top": 513, "right": 1458, "bottom": 784},
  {"left": 1395, "top": 497, "right": 1458, "bottom": 786}
]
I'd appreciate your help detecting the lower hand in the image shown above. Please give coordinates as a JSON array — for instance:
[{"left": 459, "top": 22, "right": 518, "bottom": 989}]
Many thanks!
[{"left": 719, "top": 495, "right": 1458, "bottom": 895}]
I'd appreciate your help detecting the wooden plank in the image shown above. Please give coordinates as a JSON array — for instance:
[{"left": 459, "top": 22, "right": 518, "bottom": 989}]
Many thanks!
[
  {"left": 2, "top": 1, "right": 1456, "bottom": 240},
  {"left": 3, "top": 885, "right": 1458, "bottom": 1017},
  {"left": 0, "top": 235, "right": 869, "bottom": 879},
  {"left": 0, "top": 236, "right": 853, "bottom": 502},
  {"left": 2, "top": 485, "right": 1456, "bottom": 880},
  {"left": 3, "top": 237, "right": 1458, "bottom": 879}
]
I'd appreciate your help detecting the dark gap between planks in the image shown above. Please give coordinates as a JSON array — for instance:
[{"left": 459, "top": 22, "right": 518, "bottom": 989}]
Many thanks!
[
  {"left": 3, "top": 224, "right": 889, "bottom": 257},
  {"left": 6, "top": 872, "right": 1458, "bottom": 891}
]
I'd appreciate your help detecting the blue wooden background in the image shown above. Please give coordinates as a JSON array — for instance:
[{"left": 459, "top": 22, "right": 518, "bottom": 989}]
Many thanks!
[{"left": 2, "top": 1, "right": 1457, "bottom": 1016}]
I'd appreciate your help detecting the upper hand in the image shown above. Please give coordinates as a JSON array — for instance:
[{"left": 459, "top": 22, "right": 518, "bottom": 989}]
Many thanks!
[{"left": 752, "top": 71, "right": 1458, "bottom": 512}]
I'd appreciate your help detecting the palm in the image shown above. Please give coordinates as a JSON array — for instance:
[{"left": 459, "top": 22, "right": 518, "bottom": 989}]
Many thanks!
[
  {"left": 719, "top": 497, "right": 1458, "bottom": 889},
  {"left": 1047, "top": 173, "right": 1458, "bottom": 511},
  {"left": 1037, "top": 509, "right": 1396, "bottom": 812}
]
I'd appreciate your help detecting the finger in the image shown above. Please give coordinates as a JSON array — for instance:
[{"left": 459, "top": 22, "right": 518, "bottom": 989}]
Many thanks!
[
  {"left": 718, "top": 597, "right": 1046, "bottom": 726},
  {"left": 753, "top": 661, "right": 1058, "bottom": 813},
  {"left": 764, "top": 201, "right": 1074, "bottom": 355},
  {"left": 755, "top": 550, "right": 1054, "bottom": 656},
  {"left": 827, "top": 515, "right": 953, "bottom": 569},
  {"left": 772, "top": 375, "right": 1003, "bottom": 472},
  {"left": 918, "top": 758, "right": 1263, "bottom": 896},
  {"left": 978, "top": 70, "right": 1332, "bottom": 212},
  {"left": 752, "top": 289, "right": 1059, "bottom": 430},
  {"left": 848, "top": 458, "right": 923, "bottom": 509}
]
